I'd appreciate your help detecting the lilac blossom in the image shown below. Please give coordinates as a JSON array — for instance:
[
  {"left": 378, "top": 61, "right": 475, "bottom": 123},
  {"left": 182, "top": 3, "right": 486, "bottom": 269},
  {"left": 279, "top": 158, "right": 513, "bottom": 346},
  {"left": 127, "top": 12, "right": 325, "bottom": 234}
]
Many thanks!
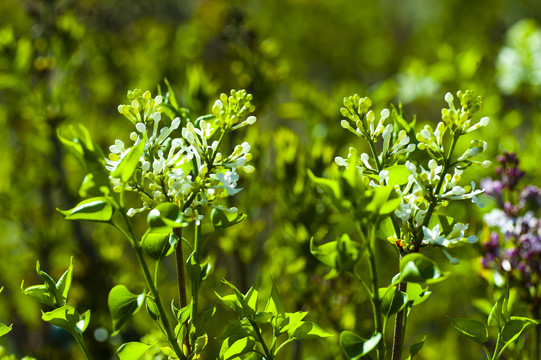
[{"left": 481, "top": 152, "right": 541, "bottom": 293}]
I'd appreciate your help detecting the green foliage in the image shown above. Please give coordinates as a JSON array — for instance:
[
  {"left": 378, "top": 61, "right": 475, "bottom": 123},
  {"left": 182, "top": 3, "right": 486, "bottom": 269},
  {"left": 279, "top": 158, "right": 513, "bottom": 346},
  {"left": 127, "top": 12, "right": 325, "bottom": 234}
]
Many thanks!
[
  {"left": 450, "top": 288, "right": 539, "bottom": 360},
  {"left": 217, "top": 278, "right": 330, "bottom": 359}
]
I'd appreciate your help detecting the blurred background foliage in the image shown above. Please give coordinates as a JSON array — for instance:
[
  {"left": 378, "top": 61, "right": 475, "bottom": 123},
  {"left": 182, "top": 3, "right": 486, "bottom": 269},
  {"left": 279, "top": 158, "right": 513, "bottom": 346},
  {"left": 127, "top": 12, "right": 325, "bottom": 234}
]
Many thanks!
[{"left": 1, "top": 0, "right": 541, "bottom": 359}]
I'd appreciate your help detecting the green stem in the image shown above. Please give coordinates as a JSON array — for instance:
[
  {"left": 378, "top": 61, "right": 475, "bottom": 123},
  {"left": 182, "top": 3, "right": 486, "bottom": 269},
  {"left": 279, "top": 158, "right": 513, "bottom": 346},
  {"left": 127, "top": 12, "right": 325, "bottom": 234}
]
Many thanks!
[
  {"left": 73, "top": 330, "right": 93, "bottom": 360},
  {"left": 492, "top": 332, "right": 502, "bottom": 360},
  {"left": 113, "top": 196, "right": 185, "bottom": 359},
  {"left": 134, "top": 245, "right": 185, "bottom": 359},
  {"left": 368, "top": 139, "right": 382, "bottom": 172},
  {"left": 391, "top": 280, "right": 407, "bottom": 360},
  {"left": 174, "top": 227, "right": 188, "bottom": 309},
  {"left": 367, "top": 225, "right": 386, "bottom": 360},
  {"left": 191, "top": 221, "right": 201, "bottom": 336},
  {"left": 481, "top": 345, "right": 491, "bottom": 360},
  {"left": 248, "top": 318, "right": 273, "bottom": 360}
]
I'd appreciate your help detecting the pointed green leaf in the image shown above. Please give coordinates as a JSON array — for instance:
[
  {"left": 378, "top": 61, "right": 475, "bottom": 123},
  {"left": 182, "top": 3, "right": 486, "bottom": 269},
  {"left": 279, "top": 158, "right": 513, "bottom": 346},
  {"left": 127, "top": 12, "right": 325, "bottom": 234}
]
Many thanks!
[
  {"left": 264, "top": 280, "right": 285, "bottom": 318},
  {"left": 488, "top": 289, "right": 510, "bottom": 330},
  {"left": 21, "top": 283, "right": 55, "bottom": 307},
  {"left": 58, "top": 197, "right": 113, "bottom": 222},
  {"left": 340, "top": 331, "right": 381, "bottom": 360},
  {"left": 409, "top": 335, "right": 426, "bottom": 358},
  {"left": 281, "top": 311, "right": 308, "bottom": 334},
  {"left": 365, "top": 186, "right": 401, "bottom": 215},
  {"left": 108, "top": 285, "right": 145, "bottom": 335},
  {"left": 400, "top": 253, "right": 446, "bottom": 284},
  {"left": 0, "top": 323, "right": 12, "bottom": 338},
  {"left": 380, "top": 287, "right": 408, "bottom": 317},
  {"left": 41, "top": 306, "right": 80, "bottom": 333},
  {"left": 56, "top": 257, "right": 74, "bottom": 304},
  {"left": 146, "top": 297, "right": 160, "bottom": 321},
  {"left": 501, "top": 317, "right": 539, "bottom": 344},
  {"left": 111, "top": 134, "right": 146, "bottom": 182},
  {"left": 450, "top": 318, "right": 488, "bottom": 344},
  {"left": 211, "top": 208, "right": 247, "bottom": 230},
  {"left": 222, "top": 337, "right": 255, "bottom": 360},
  {"left": 35, "top": 261, "right": 64, "bottom": 306},
  {"left": 116, "top": 342, "right": 151, "bottom": 360},
  {"left": 244, "top": 280, "right": 259, "bottom": 316},
  {"left": 308, "top": 170, "right": 347, "bottom": 211},
  {"left": 147, "top": 202, "right": 188, "bottom": 229},
  {"left": 77, "top": 309, "right": 91, "bottom": 333},
  {"left": 310, "top": 234, "right": 363, "bottom": 276},
  {"left": 291, "top": 321, "right": 331, "bottom": 340}
]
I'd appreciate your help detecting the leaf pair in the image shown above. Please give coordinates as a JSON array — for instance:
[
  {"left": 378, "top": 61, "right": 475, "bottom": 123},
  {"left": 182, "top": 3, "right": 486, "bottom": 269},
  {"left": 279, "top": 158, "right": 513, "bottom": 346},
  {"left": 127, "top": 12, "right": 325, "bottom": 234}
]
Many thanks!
[
  {"left": 451, "top": 288, "right": 539, "bottom": 360},
  {"left": 217, "top": 278, "right": 330, "bottom": 360}
]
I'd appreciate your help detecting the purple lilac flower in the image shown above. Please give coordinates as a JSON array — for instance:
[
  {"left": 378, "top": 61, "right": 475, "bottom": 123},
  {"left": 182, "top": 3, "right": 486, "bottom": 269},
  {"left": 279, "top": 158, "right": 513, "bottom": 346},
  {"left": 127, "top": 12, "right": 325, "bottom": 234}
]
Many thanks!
[{"left": 481, "top": 152, "right": 541, "bottom": 292}]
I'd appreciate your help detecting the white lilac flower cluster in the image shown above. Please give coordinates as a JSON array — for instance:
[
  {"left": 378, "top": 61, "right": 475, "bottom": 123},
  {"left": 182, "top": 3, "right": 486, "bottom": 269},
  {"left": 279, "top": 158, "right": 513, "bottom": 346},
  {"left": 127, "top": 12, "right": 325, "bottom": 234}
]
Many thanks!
[
  {"left": 336, "top": 91, "right": 490, "bottom": 255},
  {"left": 106, "top": 88, "right": 256, "bottom": 222}
]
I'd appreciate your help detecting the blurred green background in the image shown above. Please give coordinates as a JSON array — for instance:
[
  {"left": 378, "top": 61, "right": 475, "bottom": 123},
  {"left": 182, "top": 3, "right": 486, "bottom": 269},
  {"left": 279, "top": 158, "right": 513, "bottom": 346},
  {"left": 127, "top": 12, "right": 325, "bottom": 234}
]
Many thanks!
[{"left": 1, "top": 0, "right": 541, "bottom": 359}]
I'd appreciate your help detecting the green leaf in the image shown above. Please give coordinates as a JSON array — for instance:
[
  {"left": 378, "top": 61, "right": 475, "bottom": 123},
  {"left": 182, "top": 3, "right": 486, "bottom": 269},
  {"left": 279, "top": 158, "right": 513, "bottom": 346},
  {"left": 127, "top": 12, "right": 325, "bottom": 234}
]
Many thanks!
[
  {"left": 366, "top": 186, "right": 400, "bottom": 215},
  {"left": 222, "top": 337, "right": 255, "bottom": 360},
  {"left": 77, "top": 309, "right": 91, "bottom": 333},
  {"left": 340, "top": 331, "right": 381, "bottom": 360},
  {"left": 380, "top": 287, "right": 408, "bottom": 317},
  {"left": 488, "top": 289, "right": 510, "bottom": 330},
  {"left": 142, "top": 227, "right": 172, "bottom": 261},
  {"left": 450, "top": 318, "right": 488, "bottom": 344},
  {"left": 399, "top": 253, "right": 446, "bottom": 284},
  {"left": 164, "top": 78, "right": 179, "bottom": 110},
  {"left": 308, "top": 170, "right": 347, "bottom": 212},
  {"left": 281, "top": 311, "right": 308, "bottom": 334},
  {"left": 111, "top": 133, "right": 146, "bottom": 182},
  {"left": 211, "top": 208, "right": 247, "bottom": 230},
  {"left": 386, "top": 165, "right": 411, "bottom": 187},
  {"left": 146, "top": 297, "right": 160, "bottom": 321},
  {"left": 58, "top": 197, "right": 113, "bottom": 222},
  {"left": 501, "top": 317, "right": 539, "bottom": 344},
  {"left": 264, "top": 279, "right": 285, "bottom": 318},
  {"left": 405, "top": 283, "right": 431, "bottom": 307},
  {"left": 108, "top": 285, "right": 145, "bottom": 335},
  {"left": 21, "top": 283, "right": 55, "bottom": 307},
  {"left": 41, "top": 306, "right": 80, "bottom": 333},
  {"left": 56, "top": 257, "right": 74, "bottom": 305},
  {"left": 116, "top": 342, "right": 151, "bottom": 360},
  {"left": 291, "top": 321, "right": 331, "bottom": 340},
  {"left": 243, "top": 279, "right": 259, "bottom": 316},
  {"left": 310, "top": 234, "right": 363, "bottom": 277},
  {"left": 0, "top": 323, "right": 12, "bottom": 338},
  {"left": 199, "top": 307, "right": 216, "bottom": 335},
  {"left": 57, "top": 124, "right": 105, "bottom": 172},
  {"left": 147, "top": 202, "right": 188, "bottom": 229},
  {"left": 35, "top": 261, "right": 64, "bottom": 306},
  {"left": 409, "top": 335, "right": 426, "bottom": 358}
]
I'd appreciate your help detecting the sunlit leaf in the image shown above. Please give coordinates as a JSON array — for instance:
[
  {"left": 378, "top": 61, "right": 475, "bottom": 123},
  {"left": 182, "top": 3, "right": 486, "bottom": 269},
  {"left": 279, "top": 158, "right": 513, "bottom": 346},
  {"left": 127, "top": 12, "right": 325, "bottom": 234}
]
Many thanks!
[
  {"left": 108, "top": 285, "right": 145, "bottom": 335},
  {"left": 450, "top": 318, "right": 488, "bottom": 344},
  {"left": 57, "top": 197, "right": 113, "bottom": 222},
  {"left": 291, "top": 321, "right": 331, "bottom": 340},
  {"left": 0, "top": 323, "right": 12, "bottom": 338},
  {"left": 211, "top": 208, "right": 247, "bottom": 230},
  {"left": 399, "top": 253, "right": 446, "bottom": 284},
  {"left": 41, "top": 306, "right": 80, "bottom": 333},
  {"left": 340, "top": 331, "right": 381, "bottom": 360},
  {"left": 409, "top": 335, "right": 426, "bottom": 358},
  {"left": 488, "top": 289, "right": 510, "bottom": 330},
  {"left": 501, "top": 317, "right": 539, "bottom": 344},
  {"left": 116, "top": 342, "right": 151, "bottom": 360},
  {"left": 111, "top": 134, "right": 146, "bottom": 182}
]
